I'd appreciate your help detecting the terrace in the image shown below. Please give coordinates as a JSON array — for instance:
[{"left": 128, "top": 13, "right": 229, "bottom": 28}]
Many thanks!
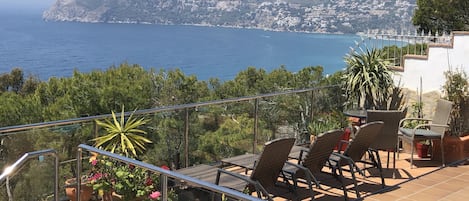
[
  {"left": 0, "top": 84, "right": 467, "bottom": 201},
  {"left": 2, "top": 32, "right": 469, "bottom": 201}
]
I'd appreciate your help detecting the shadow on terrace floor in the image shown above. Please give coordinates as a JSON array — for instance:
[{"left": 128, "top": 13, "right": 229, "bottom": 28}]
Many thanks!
[{"left": 270, "top": 151, "right": 468, "bottom": 201}]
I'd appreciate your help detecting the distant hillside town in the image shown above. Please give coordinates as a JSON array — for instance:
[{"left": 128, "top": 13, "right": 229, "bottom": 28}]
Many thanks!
[{"left": 43, "top": 0, "right": 416, "bottom": 34}]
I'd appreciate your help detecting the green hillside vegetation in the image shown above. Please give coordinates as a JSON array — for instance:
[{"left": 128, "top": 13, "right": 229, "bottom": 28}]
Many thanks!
[
  {"left": 413, "top": 0, "right": 469, "bottom": 34},
  {"left": 0, "top": 63, "right": 347, "bottom": 199}
]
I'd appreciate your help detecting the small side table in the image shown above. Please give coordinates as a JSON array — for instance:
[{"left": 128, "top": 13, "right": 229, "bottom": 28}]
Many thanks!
[
  {"left": 343, "top": 110, "right": 367, "bottom": 125},
  {"left": 221, "top": 153, "right": 258, "bottom": 173},
  {"left": 343, "top": 110, "right": 367, "bottom": 139}
]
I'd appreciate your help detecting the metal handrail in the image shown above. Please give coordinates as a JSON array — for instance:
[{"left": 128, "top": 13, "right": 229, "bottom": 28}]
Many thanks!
[
  {"left": 0, "top": 85, "right": 339, "bottom": 167},
  {"left": 76, "top": 144, "right": 262, "bottom": 201},
  {"left": 0, "top": 149, "right": 59, "bottom": 201},
  {"left": 0, "top": 86, "right": 335, "bottom": 135},
  {"left": 0, "top": 86, "right": 340, "bottom": 200}
]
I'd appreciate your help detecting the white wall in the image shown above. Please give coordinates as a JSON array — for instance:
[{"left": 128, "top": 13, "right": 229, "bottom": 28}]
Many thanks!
[{"left": 397, "top": 32, "right": 469, "bottom": 93}]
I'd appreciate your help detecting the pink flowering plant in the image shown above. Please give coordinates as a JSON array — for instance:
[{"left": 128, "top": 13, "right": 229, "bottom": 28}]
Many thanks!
[
  {"left": 88, "top": 157, "right": 114, "bottom": 192},
  {"left": 88, "top": 155, "right": 162, "bottom": 200},
  {"left": 88, "top": 107, "right": 177, "bottom": 200}
]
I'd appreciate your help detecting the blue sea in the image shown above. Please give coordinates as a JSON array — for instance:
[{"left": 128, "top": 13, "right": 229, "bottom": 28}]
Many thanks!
[{"left": 0, "top": 3, "right": 364, "bottom": 81}]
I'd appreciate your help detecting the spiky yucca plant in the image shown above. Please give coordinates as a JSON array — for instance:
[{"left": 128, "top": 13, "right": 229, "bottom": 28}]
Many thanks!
[
  {"left": 92, "top": 107, "right": 151, "bottom": 158},
  {"left": 344, "top": 47, "right": 394, "bottom": 109}
]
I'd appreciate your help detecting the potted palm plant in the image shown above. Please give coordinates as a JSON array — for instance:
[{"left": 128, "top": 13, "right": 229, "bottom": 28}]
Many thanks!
[{"left": 343, "top": 47, "right": 394, "bottom": 109}]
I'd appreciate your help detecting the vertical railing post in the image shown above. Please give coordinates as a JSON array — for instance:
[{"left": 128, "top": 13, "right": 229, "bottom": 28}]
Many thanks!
[
  {"left": 310, "top": 90, "right": 315, "bottom": 123},
  {"left": 386, "top": 34, "right": 390, "bottom": 59},
  {"left": 420, "top": 34, "right": 424, "bottom": 55},
  {"left": 76, "top": 148, "right": 83, "bottom": 201},
  {"left": 253, "top": 99, "right": 259, "bottom": 154},
  {"left": 160, "top": 174, "right": 168, "bottom": 201},
  {"left": 379, "top": 32, "right": 384, "bottom": 50},
  {"left": 399, "top": 34, "right": 403, "bottom": 66},
  {"left": 184, "top": 108, "right": 189, "bottom": 168},
  {"left": 404, "top": 31, "right": 411, "bottom": 54},
  {"left": 54, "top": 151, "right": 59, "bottom": 201}
]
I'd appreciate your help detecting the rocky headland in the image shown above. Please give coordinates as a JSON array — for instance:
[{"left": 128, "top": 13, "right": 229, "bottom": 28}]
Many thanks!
[{"left": 43, "top": 0, "right": 416, "bottom": 34}]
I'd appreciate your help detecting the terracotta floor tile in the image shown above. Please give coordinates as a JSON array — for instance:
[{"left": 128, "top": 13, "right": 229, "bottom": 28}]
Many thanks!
[
  {"left": 432, "top": 180, "right": 467, "bottom": 192},
  {"left": 418, "top": 171, "right": 450, "bottom": 182},
  {"left": 364, "top": 193, "right": 401, "bottom": 201},
  {"left": 440, "top": 193, "right": 469, "bottom": 201},
  {"left": 395, "top": 198, "right": 417, "bottom": 201},
  {"left": 410, "top": 177, "right": 441, "bottom": 186},
  {"left": 397, "top": 182, "right": 427, "bottom": 192},
  {"left": 385, "top": 186, "right": 420, "bottom": 197},
  {"left": 451, "top": 189, "right": 469, "bottom": 198},
  {"left": 434, "top": 167, "right": 464, "bottom": 177},
  {"left": 424, "top": 188, "right": 453, "bottom": 198},
  {"left": 406, "top": 190, "right": 445, "bottom": 200},
  {"left": 454, "top": 173, "right": 469, "bottom": 181}
]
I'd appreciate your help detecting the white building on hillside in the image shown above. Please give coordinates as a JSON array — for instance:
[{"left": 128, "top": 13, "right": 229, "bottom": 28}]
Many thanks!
[{"left": 396, "top": 31, "right": 469, "bottom": 93}]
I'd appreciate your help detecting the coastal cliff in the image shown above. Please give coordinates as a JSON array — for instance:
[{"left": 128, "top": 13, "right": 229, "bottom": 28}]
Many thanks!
[{"left": 43, "top": 0, "right": 416, "bottom": 34}]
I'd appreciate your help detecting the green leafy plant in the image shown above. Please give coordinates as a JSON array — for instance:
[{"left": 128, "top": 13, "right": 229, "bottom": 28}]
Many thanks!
[
  {"left": 87, "top": 155, "right": 165, "bottom": 200},
  {"left": 401, "top": 102, "right": 425, "bottom": 129},
  {"left": 92, "top": 106, "right": 152, "bottom": 158},
  {"left": 343, "top": 47, "right": 394, "bottom": 109},
  {"left": 374, "top": 80, "right": 406, "bottom": 110},
  {"left": 308, "top": 111, "right": 347, "bottom": 136},
  {"left": 89, "top": 106, "right": 179, "bottom": 200},
  {"left": 419, "top": 139, "right": 431, "bottom": 146},
  {"left": 442, "top": 69, "right": 469, "bottom": 136}
]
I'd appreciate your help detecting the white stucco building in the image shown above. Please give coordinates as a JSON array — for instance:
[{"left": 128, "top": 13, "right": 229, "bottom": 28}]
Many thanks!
[{"left": 395, "top": 32, "right": 469, "bottom": 93}]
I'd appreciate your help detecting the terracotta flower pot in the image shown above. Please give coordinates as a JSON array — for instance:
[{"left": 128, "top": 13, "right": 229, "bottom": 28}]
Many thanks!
[
  {"left": 416, "top": 142, "right": 430, "bottom": 158},
  {"left": 101, "top": 191, "right": 114, "bottom": 201},
  {"left": 334, "top": 128, "right": 351, "bottom": 151},
  {"left": 65, "top": 178, "right": 93, "bottom": 201},
  {"left": 432, "top": 135, "right": 469, "bottom": 163},
  {"left": 97, "top": 189, "right": 124, "bottom": 201},
  {"left": 310, "top": 135, "right": 316, "bottom": 144}
]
